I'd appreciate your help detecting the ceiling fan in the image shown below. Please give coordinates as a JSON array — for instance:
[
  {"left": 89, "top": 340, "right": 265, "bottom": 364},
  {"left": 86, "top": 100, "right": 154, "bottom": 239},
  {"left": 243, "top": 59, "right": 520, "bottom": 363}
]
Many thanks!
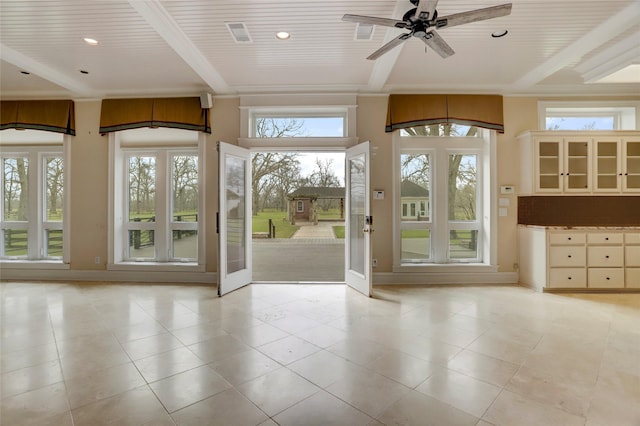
[{"left": 343, "top": 0, "right": 512, "bottom": 60}]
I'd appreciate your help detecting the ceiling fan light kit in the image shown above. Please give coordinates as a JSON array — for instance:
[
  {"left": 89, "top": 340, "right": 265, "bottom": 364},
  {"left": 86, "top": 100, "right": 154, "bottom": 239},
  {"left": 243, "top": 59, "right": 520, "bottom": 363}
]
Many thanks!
[{"left": 343, "top": 0, "right": 512, "bottom": 60}]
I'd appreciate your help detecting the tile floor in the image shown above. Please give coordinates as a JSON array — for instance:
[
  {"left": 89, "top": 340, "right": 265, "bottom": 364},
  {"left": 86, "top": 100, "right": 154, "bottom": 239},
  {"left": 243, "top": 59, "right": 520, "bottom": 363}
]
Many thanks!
[{"left": 1, "top": 281, "right": 639, "bottom": 426}]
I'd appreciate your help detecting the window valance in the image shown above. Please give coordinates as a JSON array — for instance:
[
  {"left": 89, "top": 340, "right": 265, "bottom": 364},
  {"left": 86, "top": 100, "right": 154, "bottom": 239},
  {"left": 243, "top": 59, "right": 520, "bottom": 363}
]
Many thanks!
[
  {"left": 0, "top": 100, "right": 76, "bottom": 135},
  {"left": 385, "top": 94, "right": 504, "bottom": 133},
  {"left": 99, "top": 97, "right": 211, "bottom": 134}
]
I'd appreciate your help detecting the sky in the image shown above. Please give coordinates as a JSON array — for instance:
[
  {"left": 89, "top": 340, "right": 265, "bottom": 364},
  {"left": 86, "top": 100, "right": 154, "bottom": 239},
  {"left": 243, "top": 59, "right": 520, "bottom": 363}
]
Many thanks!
[{"left": 295, "top": 152, "right": 346, "bottom": 186}]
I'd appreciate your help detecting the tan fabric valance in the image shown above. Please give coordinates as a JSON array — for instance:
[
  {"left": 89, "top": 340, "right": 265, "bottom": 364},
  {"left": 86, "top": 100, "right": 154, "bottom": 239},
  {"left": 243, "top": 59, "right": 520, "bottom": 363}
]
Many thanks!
[
  {"left": 0, "top": 100, "right": 76, "bottom": 135},
  {"left": 99, "top": 97, "right": 211, "bottom": 134},
  {"left": 385, "top": 94, "right": 504, "bottom": 133}
]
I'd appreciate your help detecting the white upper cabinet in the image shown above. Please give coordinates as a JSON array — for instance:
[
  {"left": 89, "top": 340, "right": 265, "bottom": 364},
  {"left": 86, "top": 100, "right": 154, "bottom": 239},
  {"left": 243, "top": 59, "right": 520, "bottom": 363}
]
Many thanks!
[{"left": 519, "top": 131, "right": 640, "bottom": 195}]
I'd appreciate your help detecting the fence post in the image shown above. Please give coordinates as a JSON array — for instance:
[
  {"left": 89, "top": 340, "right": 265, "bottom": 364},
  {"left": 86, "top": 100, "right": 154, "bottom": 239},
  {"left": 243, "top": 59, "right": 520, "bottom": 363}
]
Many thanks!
[
  {"left": 272, "top": 225, "right": 276, "bottom": 239},
  {"left": 133, "top": 218, "right": 141, "bottom": 249},
  {"left": 268, "top": 219, "right": 273, "bottom": 238}
]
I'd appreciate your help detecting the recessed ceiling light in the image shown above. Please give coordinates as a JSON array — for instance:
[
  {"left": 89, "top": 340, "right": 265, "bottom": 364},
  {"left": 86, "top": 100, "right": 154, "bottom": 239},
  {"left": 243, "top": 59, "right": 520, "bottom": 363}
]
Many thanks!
[
  {"left": 83, "top": 37, "right": 99, "bottom": 46},
  {"left": 491, "top": 30, "right": 508, "bottom": 38},
  {"left": 276, "top": 31, "right": 291, "bottom": 40},
  {"left": 20, "top": 70, "right": 30, "bottom": 75}
]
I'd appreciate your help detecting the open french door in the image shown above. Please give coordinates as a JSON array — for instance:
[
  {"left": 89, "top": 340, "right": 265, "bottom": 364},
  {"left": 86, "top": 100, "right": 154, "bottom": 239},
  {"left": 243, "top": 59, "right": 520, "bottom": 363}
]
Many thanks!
[
  {"left": 345, "top": 141, "right": 372, "bottom": 296},
  {"left": 218, "top": 142, "right": 252, "bottom": 296}
]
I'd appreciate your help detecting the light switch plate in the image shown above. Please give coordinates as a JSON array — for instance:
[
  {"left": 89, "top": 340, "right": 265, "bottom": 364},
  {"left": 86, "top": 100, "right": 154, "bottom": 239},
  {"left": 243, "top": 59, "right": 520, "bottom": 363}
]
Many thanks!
[
  {"left": 500, "top": 185, "right": 515, "bottom": 195},
  {"left": 373, "top": 190, "right": 384, "bottom": 200}
]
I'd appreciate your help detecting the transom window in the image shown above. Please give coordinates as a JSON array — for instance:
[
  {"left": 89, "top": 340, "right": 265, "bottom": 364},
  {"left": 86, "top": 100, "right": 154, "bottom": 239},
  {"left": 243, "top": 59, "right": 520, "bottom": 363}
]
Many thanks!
[
  {"left": 250, "top": 109, "right": 347, "bottom": 138},
  {"left": 400, "top": 124, "right": 480, "bottom": 137},
  {"left": 539, "top": 101, "right": 638, "bottom": 130}
]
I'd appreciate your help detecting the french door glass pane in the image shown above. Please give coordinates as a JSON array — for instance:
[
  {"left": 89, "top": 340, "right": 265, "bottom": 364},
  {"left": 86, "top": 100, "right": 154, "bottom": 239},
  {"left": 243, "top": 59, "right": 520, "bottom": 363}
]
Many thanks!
[
  {"left": 45, "top": 157, "right": 64, "bottom": 221},
  {"left": 128, "top": 230, "right": 155, "bottom": 258},
  {"left": 129, "top": 156, "right": 156, "bottom": 222},
  {"left": 172, "top": 155, "right": 198, "bottom": 222},
  {"left": 226, "top": 155, "right": 246, "bottom": 274},
  {"left": 448, "top": 154, "right": 477, "bottom": 221},
  {"left": 3, "top": 157, "right": 29, "bottom": 221},
  {"left": 449, "top": 230, "right": 478, "bottom": 259},
  {"left": 400, "top": 154, "right": 430, "bottom": 221},
  {"left": 45, "top": 229, "right": 63, "bottom": 257},
  {"left": 172, "top": 230, "right": 197, "bottom": 260},
  {"left": 349, "top": 154, "right": 366, "bottom": 275},
  {"left": 401, "top": 229, "right": 430, "bottom": 262},
  {"left": 3, "top": 229, "right": 27, "bottom": 257}
]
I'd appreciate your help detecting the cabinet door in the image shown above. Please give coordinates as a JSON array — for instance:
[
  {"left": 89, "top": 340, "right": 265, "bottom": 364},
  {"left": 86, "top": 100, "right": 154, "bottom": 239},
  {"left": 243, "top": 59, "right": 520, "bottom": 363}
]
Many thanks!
[
  {"left": 593, "top": 138, "right": 621, "bottom": 192},
  {"left": 535, "top": 139, "right": 562, "bottom": 192},
  {"left": 564, "top": 138, "right": 591, "bottom": 192},
  {"left": 626, "top": 269, "right": 640, "bottom": 288},
  {"left": 623, "top": 139, "right": 640, "bottom": 192}
]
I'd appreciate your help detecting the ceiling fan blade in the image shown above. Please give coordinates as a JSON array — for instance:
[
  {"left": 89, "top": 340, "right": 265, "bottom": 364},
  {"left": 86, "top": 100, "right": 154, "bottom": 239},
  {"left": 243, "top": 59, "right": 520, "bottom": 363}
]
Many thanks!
[
  {"left": 421, "top": 30, "right": 455, "bottom": 58},
  {"left": 367, "top": 33, "right": 412, "bottom": 60},
  {"left": 342, "top": 14, "right": 406, "bottom": 29},
  {"left": 413, "top": 0, "right": 438, "bottom": 21},
  {"left": 436, "top": 4, "right": 512, "bottom": 29}
]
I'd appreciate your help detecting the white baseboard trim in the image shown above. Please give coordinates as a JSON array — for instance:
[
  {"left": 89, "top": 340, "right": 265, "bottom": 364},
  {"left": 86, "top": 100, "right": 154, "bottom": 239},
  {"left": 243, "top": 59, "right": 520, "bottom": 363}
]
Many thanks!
[
  {"left": 0, "top": 268, "right": 217, "bottom": 284},
  {"left": 373, "top": 271, "right": 519, "bottom": 285}
]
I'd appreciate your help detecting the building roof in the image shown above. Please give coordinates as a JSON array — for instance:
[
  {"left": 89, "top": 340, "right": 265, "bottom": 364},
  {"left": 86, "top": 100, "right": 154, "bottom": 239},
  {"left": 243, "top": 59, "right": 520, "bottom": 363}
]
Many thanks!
[
  {"left": 401, "top": 180, "right": 429, "bottom": 197},
  {"left": 288, "top": 186, "right": 345, "bottom": 199}
]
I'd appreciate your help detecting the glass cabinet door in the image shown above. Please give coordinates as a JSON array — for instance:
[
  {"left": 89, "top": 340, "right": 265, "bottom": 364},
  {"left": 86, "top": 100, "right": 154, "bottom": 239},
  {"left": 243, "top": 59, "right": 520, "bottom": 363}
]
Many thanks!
[
  {"left": 564, "top": 139, "right": 590, "bottom": 192},
  {"left": 594, "top": 139, "right": 620, "bottom": 192},
  {"left": 624, "top": 139, "right": 640, "bottom": 192},
  {"left": 537, "top": 140, "right": 561, "bottom": 191}
]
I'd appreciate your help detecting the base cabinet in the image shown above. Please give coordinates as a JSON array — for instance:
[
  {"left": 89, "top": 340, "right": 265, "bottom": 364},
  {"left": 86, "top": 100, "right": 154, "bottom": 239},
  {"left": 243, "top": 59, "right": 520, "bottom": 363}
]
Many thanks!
[{"left": 519, "top": 227, "right": 640, "bottom": 291}]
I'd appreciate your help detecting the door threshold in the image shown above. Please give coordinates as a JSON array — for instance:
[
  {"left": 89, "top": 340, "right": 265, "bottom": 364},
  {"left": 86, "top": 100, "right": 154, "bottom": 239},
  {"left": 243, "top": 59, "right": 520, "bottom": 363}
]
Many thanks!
[{"left": 251, "top": 281, "right": 345, "bottom": 285}]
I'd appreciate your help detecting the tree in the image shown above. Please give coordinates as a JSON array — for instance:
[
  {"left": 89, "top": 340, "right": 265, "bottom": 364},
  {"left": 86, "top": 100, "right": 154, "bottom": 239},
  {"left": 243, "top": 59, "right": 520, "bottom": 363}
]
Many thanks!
[
  {"left": 129, "top": 156, "right": 155, "bottom": 217},
  {"left": 307, "top": 158, "right": 341, "bottom": 187},
  {"left": 46, "top": 157, "right": 64, "bottom": 218},
  {"left": 172, "top": 155, "right": 198, "bottom": 216}
]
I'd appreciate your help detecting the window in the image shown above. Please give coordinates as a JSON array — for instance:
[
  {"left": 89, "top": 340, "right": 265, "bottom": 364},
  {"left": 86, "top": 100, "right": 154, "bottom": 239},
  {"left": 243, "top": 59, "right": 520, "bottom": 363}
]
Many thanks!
[
  {"left": 395, "top": 127, "right": 492, "bottom": 266},
  {"left": 110, "top": 128, "right": 203, "bottom": 266},
  {"left": 250, "top": 110, "right": 346, "bottom": 138},
  {"left": 297, "top": 200, "right": 304, "bottom": 212},
  {"left": 539, "top": 101, "right": 638, "bottom": 130},
  {"left": 1, "top": 131, "right": 66, "bottom": 261},
  {"left": 400, "top": 124, "right": 480, "bottom": 137}
]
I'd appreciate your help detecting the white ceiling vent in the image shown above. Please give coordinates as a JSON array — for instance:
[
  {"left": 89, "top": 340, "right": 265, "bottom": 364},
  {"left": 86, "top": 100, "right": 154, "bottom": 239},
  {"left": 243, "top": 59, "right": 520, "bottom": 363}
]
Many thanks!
[
  {"left": 226, "top": 22, "right": 252, "bottom": 43},
  {"left": 355, "top": 23, "right": 374, "bottom": 40}
]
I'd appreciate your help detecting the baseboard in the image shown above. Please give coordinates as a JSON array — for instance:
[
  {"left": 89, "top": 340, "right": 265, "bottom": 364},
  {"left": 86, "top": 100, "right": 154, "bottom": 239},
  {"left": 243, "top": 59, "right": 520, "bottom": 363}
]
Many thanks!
[
  {"left": 373, "top": 271, "right": 519, "bottom": 285},
  {"left": 0, "top": 268, "right": 217, "bottom": 284}
]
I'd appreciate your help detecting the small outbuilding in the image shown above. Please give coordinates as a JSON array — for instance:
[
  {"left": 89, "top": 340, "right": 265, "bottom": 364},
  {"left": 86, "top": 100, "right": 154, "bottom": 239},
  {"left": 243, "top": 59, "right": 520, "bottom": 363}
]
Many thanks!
[{"left": 287, "top": 186, "right": 345, "bottom": 224}]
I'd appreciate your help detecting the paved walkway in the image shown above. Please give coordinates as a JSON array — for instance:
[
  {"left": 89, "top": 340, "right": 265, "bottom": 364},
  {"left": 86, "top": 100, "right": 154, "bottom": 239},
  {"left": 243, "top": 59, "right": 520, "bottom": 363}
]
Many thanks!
[{"left": 291, "top": 221, "right": 340, "bottom": 239}]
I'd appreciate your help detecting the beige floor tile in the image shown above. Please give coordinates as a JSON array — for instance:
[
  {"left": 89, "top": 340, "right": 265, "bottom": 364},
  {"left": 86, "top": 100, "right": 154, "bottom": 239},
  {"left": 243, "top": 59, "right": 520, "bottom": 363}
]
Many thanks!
[
  {"left": 71, "top": 385, "right": 167, "bottom": 426},
  {"left": 466, "top": 333, "right": 533, "bottom": 365},
  {"left": 229, "top": 322, "right": 289, "bottom": 347},
  {"left": 0, "top": 382, "right": 70, "bottom": 426},
  {"left": 447, "top": 349, "right": 519, "bottom": 387},
  {"left": 65, "top": 362, "right": 146, "bottom": 409},
  {"left": 112, "top": 320, "right": 167, "bottom": 343},
  {"left": 365, "top": 350, "right": 442, "bottom": 388},
  {"left": 1, "top": 342, "right": 59, "bottom": 373},
  {"left": 236, "top": 367, "right": 320, "bottom": 416},
  {"left": 170, "top": 321, "right": 229, "bottom": 346},
  {"left": 377, "top": 389, "right": 479, "bottom": 426},
  {"left": 149, "top": 365, "right": 232, "bottom": 413},
  {"left": 209, "top": 348, "right": 281, "bottom": 386},
  {"left": 274, "top": 390, "right": 373, "bottom": 426},
  {"left": 288, "top": 349, "right": 360, "bottom": 388},
  {"left": 1, "top": 359, "right": 64, "bottom": 399},
  {"left": 122, "top": 331, "right": 184, "bottom": 360},
  {"left": 483, "top": 390, "right": 586, "bottom": 426},
  {"left": 326, "top": 337, "right": 395, "bottom": 366},
  {"left": 187, "top": 333, "right": 252, "bottom": 363},
  {"left": 171, "top": 388, "right": 268, "bottom": 426},
  {"left": 416, "top": 368, "right": 501, "bottom": 418},
  {"left": 134, "top": 347, "right": 205, "bottom": 383},
  {"left": 257, "top": 335, "right": 321, "bottom": 365},
  {"left": 325, "top": 366, "right": 411, "bottom": 417},
  {"left": 293, "top": 324, "right": 348, "bottom": 348},
  {"left": 59, "top": 345, "right": 131, "bottom": 380}
]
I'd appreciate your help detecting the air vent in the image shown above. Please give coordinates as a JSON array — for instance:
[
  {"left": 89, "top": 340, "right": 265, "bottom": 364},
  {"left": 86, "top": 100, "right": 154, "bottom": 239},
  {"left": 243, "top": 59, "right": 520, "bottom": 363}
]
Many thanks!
[
  {"left": 226, "top": 22, "right": 252, "bottom": 43},
  {"left": 355, "top": 23, "right": 374, "bottom": 40}
]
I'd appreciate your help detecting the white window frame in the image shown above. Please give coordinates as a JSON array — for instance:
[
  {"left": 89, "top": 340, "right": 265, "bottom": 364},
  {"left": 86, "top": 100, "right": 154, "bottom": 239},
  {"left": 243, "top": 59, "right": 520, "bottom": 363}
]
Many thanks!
[
  {"left": 0, "top": 132, "right": 69, "bottom": 265},
  {"left": 108, "top": 129, "right": 205, "bottom": 271},
  {"left": 393, "top": 129, "right": 497, "bottom": 271},
  {"left": 539, "top": 101, "right": 639, "bottom": 131}
]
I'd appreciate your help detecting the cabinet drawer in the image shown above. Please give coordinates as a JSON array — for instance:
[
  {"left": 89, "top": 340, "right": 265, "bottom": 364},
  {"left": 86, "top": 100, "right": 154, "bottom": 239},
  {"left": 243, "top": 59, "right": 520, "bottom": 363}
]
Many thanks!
[
  {"left": 587, "top": 246, "right": 624, "bottom": 267},
  {"left": 625, "top": 233, "right": 640, "bottom": 245},
  {"left": 587, "top": 233, "right": 623, "bottom": 245},
  {"left": 626, "top": 246, "right": 640, "bottom": 267},
  {"left": 549, "top": 232, "right": 586, "bottom": 245},
  {"left": 626, "top": 268, "right": 640, "bottom": 288},
  {"left": 549, "top": 268, "right": 586, "bottom": 288},
  {"left": 588, "top": 268, "right": 624, "bottom": 288},
  {"left": 549, "top": 246, "right": 586, "bottom": 267}
]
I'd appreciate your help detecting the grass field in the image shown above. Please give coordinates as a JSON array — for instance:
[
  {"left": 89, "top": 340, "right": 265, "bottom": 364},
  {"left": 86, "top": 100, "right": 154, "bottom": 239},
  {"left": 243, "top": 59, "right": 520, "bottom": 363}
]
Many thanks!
[
  {"left": 252, "top": 209, "right": 299, "bottom": 239},
  {"left": 332, "top": 226, "right": 345, "bottom": 239}
]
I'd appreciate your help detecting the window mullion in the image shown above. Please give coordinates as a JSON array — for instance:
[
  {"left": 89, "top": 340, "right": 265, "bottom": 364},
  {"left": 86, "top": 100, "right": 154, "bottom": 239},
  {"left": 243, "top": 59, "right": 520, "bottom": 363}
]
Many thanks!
[{"left": 156, "top": 151, "right": 168, "bottom": 262}]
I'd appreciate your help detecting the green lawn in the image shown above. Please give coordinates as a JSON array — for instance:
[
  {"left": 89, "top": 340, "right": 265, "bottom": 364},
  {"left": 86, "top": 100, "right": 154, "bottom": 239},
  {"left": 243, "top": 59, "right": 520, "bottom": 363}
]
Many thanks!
[
  {"left": 333, "top": 226, "right": 345, "bottom": 239},
  {"left": 252, "top": 209, "right": 299, "bottom": 238},
  {"left": 317, "top": 208, "right": 344, "bottom": 220}
]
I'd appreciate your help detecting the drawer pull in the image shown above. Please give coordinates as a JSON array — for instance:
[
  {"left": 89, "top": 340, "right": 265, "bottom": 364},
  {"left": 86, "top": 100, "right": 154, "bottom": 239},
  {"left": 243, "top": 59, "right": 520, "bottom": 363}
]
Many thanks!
[
  {"left": 568, "top": 237, "right": 572, "bottom": 241},
  {"left": 568, "top": 255, "right": 572, "bottom": 258},
  {"left": 606, "top": 255, "right": 610, "bottom": 259},
  {"left": 606, "top": 277, "right": 610, "bottom": 280},
  {"left": 605, "top": 237, "right": 609, "bottom": 240},
  {"left": 568, "top": 277, "right": 572, "bottom": 280}
]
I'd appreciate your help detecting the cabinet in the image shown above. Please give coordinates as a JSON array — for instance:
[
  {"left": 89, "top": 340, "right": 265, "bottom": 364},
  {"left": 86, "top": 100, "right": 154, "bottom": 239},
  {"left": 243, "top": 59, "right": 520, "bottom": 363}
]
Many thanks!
[
  {"left": 518, "top": 226, "right": 640, "bottom": 291},
  {"left": 518, "top": 131, "right": 640, "bottom": 195}
]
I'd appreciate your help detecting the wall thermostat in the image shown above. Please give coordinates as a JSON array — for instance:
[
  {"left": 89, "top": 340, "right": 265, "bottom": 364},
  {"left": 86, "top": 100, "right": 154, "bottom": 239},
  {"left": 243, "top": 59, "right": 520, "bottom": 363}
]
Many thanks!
[{"left": 373, "top": 190, "right": 385, "bottom": 200}]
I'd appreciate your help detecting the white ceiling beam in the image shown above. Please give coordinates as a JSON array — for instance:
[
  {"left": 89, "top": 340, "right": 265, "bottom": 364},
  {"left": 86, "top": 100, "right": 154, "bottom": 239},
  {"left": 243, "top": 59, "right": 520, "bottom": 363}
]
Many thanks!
[
  {"left": 511, "top": 1, "right": 640, "bottom": 90},
  {"left": 368, "top": 0, "right": 411, "bottom": 91},
  {"left": 128, "top": 0, "right": 232, "bottom": 95},
  {"left": 574, "top": 30, "right": 640, "bottom": 83},
  {"left": 0, "top": 44, "right": 96, "bottom": 96}
]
